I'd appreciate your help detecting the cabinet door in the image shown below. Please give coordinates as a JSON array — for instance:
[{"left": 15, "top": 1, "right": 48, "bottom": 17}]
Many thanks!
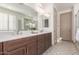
[
  {"left": 38, "top": 35, "right": 45, "bottom": 55},
  {"left": 0, "top": 43, "right": 2, "bottom": 55},
  {"left": 4, "top": 47, "right": 26, "bottom": 55},
  {"left": 48, "top": 33, "right": 52, "bottom": 47},
  {"left": 3, "top": 38, "right": 26, "bottom": 52},
  {"left": 45, "top": 33, "right": 52, "bottom": 50},
  {"left": 27, "top": 41, "right": 37, "bottom": 55},
  {"left": 26, "top": 36, "right": 37, "bottom": 55}
]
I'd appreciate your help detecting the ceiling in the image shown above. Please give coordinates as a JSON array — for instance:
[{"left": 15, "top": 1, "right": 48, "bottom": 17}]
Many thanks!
[
  {"left": 24, "top": 3, "right": 50, "bottom": 11},
  {"left": 24, "top": 3, "right": 52, "bottom": 15},
  {"left": 54, "top": 3, "right": 75, "bottom": 12},
  {"left": 24, "top": 3, "right": 75, "bottom": 13}
]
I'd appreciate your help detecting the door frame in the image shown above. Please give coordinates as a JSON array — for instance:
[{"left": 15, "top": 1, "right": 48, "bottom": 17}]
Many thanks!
[{"left": 54, "top": 7, "right": 58, "bottom": 44}]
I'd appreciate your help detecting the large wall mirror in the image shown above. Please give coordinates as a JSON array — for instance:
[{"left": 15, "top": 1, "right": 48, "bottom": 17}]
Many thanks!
[
  {"left": 24, "top": 17, "right": 38, "bottom": 31},
  {"left": 17, "top": 16, "right": 38, "bottom": 34}
]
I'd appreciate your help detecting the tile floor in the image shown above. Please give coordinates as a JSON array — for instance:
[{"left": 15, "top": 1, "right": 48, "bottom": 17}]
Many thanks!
[{"left": 43, "top": 41, "right": 79, "bottom": 55}]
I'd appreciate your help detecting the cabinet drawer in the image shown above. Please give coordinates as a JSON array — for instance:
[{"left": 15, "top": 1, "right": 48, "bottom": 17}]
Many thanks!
[
  {"left": 3, "top": 38, "right": 27, "bottom": 52},
  {"left": 4, "top": 47, "right": 26, "bottom": 55}
]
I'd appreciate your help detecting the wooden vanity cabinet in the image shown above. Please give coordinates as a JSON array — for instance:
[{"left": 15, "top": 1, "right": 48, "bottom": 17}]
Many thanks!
[
  {"left": 26, "top": 36, "right": 38, "bottom": 55},
  {"left": 0, "top": 42, "right": 3, "bottom": 55},
  {"left": 4, "top": 47, "right": 26, "bottom": 55},
  {"left": 2, "top": 38, "right": 27, "bottom": 55},
  {"left": 37, "top": 33, "right": 52, "bottom": 55},
  {"left": 47, "top": 33, "right": 52, "bottom": 48},
  {"left": 44, "top": 33, "right": 52, "bottom": 50},
  {"left": 1, "top": 32, "right": 52, "bottom": 55},
  {"left": 2, "top": 36, "right": 38, "bottom": 55},
  {"left": 37, "top": 34, "right": 45, "bottom": 55}
]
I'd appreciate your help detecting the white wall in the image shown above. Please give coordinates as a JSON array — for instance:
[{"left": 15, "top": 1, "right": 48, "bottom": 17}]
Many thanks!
[
  {"left": 72, "top": 6, "right": 76, "bottom": 43},
  {"left": 37, "top": 14, "right": 43, "bottom": 31},
  {"left": 49, "top": 4, "right": 54, "bottom": 45},
  {"left": 72, "top": 4, "right": 79, "bottom": 43},
  {"left": 74, "top": 4, "right": 79, "bottom": 15},
  {"left": 57, "top": 12, "right": 60, "bottom": 40}
]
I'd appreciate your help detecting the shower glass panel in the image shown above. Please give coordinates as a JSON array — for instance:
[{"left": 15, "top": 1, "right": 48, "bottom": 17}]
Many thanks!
[{"left": 76, "top": 11, "right": 79, "bottom": 42}]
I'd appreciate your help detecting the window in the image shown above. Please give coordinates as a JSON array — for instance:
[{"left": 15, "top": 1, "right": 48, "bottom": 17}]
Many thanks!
[
  {"left": 0, "top": 13, "right": 8, "bottom": 30},
  {"left": 9, "top": 14, "right": 16, "bottom": 30},
  {"left": 0, "top": 12, "right": 17, "bottom": 31},
  {"left": 44, "top": 19, "right": 49, "bottom": 27}
]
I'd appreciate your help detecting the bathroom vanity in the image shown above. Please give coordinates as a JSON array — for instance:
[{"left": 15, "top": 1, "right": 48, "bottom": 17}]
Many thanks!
[{"left": 0, "top": 32, "right": 52, "bottom": 55}]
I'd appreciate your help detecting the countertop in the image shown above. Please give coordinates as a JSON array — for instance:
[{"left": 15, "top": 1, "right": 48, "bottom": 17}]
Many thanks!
[{"left": 0, "top": 31, "right": 51, "bottom": 42}]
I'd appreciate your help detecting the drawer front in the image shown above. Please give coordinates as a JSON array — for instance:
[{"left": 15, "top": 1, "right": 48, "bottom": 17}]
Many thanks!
[
  {"left": 3, "top": 38, "right": 28, "bottom": 52},
  {"left": 4, "top": 47, "right": 26, "bottom": 55}
]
